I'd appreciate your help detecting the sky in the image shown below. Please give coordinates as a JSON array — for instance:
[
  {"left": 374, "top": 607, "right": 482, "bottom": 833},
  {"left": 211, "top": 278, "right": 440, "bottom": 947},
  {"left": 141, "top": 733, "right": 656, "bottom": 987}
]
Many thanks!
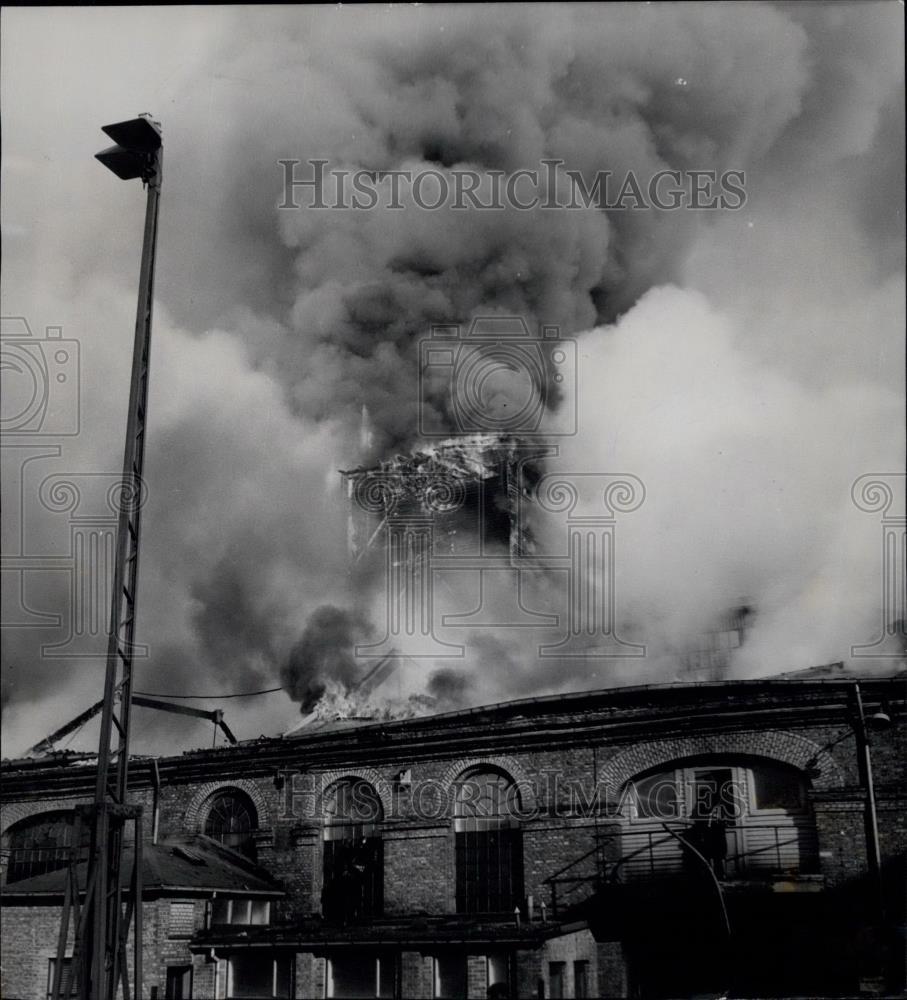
[{"left": 1, "top": 3, "right": 904, "bottom": 758}]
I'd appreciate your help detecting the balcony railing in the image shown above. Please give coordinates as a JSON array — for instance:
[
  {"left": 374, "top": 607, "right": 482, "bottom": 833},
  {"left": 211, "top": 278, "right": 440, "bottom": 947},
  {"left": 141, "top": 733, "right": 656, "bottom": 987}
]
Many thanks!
[{"left": 544, "top": 820, "right": 820, "bottom": 916}]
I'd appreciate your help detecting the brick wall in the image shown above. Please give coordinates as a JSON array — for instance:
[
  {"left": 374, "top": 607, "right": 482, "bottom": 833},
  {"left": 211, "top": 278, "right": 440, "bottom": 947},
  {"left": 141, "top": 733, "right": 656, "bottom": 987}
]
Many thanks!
[
  {"left": 0, "top": 901, "right": 165, "bottom": 1000},
  {"left": 3, "top": 680, "right": 905, "bottom": 999}
]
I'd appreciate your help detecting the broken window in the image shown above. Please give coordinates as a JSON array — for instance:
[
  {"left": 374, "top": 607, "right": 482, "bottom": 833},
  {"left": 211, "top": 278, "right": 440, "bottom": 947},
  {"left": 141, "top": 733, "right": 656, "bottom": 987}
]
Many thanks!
[
  {"left": 455, "top": 770, "right": 524, "bottom": 914},
  {"left": 204, "top": 790, "right": 258, "bottom": 859},
  {"left": 322, "top": 778, "right": 384, "bottom": 922}
]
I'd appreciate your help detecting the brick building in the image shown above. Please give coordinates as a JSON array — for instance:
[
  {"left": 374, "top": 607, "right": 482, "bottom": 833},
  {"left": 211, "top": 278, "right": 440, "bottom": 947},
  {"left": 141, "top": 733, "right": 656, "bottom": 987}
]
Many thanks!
[{"left": 2, "top": 672, "right": 905, "bottom": 999}]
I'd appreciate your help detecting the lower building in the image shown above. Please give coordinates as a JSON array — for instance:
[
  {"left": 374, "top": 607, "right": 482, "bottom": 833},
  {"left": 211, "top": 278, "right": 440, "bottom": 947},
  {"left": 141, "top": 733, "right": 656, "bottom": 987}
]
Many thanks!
[{"left": 2, "top": 672, "right": 905, "bottom": 998}]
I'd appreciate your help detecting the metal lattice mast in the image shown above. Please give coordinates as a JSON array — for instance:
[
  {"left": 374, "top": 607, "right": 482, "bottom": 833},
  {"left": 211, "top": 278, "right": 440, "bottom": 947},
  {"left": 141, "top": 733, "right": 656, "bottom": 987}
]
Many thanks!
[{"left": 54, "top": 115, "right": 162, "bottom": 1000}]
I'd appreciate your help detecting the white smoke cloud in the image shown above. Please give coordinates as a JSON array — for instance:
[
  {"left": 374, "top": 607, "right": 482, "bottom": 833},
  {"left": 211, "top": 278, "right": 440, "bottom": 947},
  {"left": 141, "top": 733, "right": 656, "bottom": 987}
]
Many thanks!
[{"left": 1, "top": 3, "right": 903, "bottom": 755}]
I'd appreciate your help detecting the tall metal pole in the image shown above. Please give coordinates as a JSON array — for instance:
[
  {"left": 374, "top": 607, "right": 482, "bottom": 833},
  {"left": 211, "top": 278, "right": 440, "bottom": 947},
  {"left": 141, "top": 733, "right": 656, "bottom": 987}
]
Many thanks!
[
  {"left": 852, "top": 682, "right": 885, "bottom": 920},
  {"left": 56, "top": 118, "right": 161, "bottom": 1000}
]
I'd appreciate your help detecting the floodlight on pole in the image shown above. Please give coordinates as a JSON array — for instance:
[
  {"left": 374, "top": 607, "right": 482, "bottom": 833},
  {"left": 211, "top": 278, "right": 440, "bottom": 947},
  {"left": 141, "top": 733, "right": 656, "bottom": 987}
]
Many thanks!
[
  {"left": 95, "top": 113, "right": 162, "bottom": 180},
  {"left": 53, "top": 115, "right": 162, "bottom": 1000}
]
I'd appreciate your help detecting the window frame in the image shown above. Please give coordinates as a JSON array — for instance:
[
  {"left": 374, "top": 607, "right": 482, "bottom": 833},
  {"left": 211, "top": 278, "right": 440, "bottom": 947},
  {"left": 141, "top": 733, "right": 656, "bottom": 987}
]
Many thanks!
[
  {"left": 209, "top": 897, "right": 270, "bottom": 927},
  {"left": 7, "top": 811, "right": 80, "bottom": 884},
  {"left": 321, "top": 778, "right": 385, "bottom": 922},
  {"left": 485, "top": 952, "right": 511, "bottom": 995},
  {"left": 46, "top": 956, "right": 75, "bottom": 1000},
  {"left": 747, "top": 762, "right": 808, "bottom": 816},
  {"left": 548, "top": 960, "right": 566, "bottom": 999},
  {"left": 573, "top": 960, "right": 590, "bottom": 999},
  {"left": 225, "top": 952, "right": 292, "bottom": 1000},
  {"left": 454, "top": 769, "right": 524, "bottom": 915},
  {"left": 203, "top": 790, "right": 259, "bottom": 859},
  {"left": 624, "top": 760, "right": 810, "bottom": 824},
  {"left": 626, "top": 768, "right": 682, "bottom": 823},
  {"left": 432, "top": 954, "right": 467, "bottom": 999},
  {"left": 325, "top": 951, "right": 396, "bottom": 999},
  {"left": 164, "top": 964, "right": 193, "bottom": 1000}
]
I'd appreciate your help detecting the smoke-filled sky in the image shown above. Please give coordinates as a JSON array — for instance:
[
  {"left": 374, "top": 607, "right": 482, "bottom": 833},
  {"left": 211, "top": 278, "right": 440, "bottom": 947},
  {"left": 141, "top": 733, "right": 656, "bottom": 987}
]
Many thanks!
[{"left": 1, "top": 4, "right": 904, "bottom": 758}]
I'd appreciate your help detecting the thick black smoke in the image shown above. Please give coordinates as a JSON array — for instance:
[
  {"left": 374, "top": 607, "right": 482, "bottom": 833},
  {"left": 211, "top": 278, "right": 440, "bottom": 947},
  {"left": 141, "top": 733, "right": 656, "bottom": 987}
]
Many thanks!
[
  {"left": 427, "top": 668, "right": 474, "bottom": 710},
  {"left": 280, "top": 606, "right": 375, "bottom": 713}
]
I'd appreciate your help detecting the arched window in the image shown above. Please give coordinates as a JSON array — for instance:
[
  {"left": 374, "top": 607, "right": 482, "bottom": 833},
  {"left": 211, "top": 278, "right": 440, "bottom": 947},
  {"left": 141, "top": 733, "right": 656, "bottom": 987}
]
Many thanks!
[
  {"left": 322, "top": 778, "right": 384, "bottom": 922},
  {"left": 620, "top": 758, "right": 816, "bottom": 880},
  {"left": 4, "top": 811, "right": 79, "bottom": 884},
  {"left": 454, "top": 769, "right": 523, "bottom": 914},
  {"left": 203, "top": 790, "right": 258, "bottom": 860}
]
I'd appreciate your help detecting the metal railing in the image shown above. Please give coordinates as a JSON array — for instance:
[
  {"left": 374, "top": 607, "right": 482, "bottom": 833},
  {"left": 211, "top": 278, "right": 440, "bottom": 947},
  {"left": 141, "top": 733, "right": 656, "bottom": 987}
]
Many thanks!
[{"left": 543, "top": 820, "right": 819, "bottom": 916}]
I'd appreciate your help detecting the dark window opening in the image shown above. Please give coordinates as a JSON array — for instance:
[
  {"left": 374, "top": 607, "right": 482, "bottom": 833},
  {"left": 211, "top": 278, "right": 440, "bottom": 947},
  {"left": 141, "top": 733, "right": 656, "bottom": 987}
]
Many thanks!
[
  {"left": 228, "top": 953, "right": 291, "bottom": 999},
  {"left": 486, "top": 953, "right": 511, "bottom": 999},
  {"left": 322, "top": 779, "right": 384, "bottom": 922},
  {"left": 327, "top": 951, "right": 396, "bottom": 999},
  {"left": 165, "top": 965, "right": 192, "bottom": 1000},
  {"left": 433, "top": 954, "right": 467, "bottom": 999},
  {"left": 574, "top": 960, "right": 590, "bottom": 999},
  {"left": 752, "top": 763, "right": 805, "bottom": 811},
  {"left": 454, "top": 771, "right": 524, "bottom": 914},
  {"left": 549, "top": 961, "right": 566, "bottom": 999}
]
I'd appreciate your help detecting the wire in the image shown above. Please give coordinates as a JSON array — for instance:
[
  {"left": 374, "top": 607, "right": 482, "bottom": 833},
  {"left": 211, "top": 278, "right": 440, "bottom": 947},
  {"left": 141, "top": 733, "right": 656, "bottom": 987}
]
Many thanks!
[{"left": 133, "top": 685, "right": 285, "bottom": 700}]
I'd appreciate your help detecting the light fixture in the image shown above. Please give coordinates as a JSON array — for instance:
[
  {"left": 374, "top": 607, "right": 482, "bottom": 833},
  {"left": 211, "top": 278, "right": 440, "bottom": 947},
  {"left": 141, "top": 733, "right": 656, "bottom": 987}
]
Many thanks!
[
  {"left": 869, "top": 701, "right": 892, "bottom": 729},
  {"left": 95, "top": 115, "right": 162, "bottom": 181}
]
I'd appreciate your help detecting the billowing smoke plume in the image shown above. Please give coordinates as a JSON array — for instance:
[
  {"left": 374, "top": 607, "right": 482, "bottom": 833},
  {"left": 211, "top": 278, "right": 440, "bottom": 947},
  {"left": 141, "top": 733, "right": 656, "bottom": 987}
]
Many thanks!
[
  {"left": 427, "top": 669, "right": 474, "bottom": 711},
  {"left": 1, "top": 4, "right": 903, "bottom": 754},
  {"left": 281, "top": 606, "right": 374, "bottom": 713}
]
